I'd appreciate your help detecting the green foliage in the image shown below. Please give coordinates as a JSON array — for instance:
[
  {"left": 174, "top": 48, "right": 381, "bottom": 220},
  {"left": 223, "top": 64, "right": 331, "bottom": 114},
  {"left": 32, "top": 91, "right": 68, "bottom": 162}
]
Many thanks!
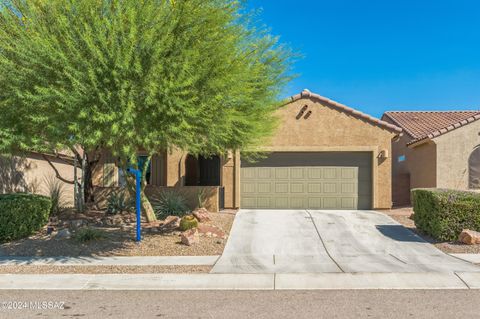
[
  {"left": 0, "top": 193, "right": 52, "bottom": 242},
  {"left": 106, "top": 190, "right": 132, "bottom": 215},
  {"left": 74, "top": 227, "right": 106, "bottom": 243},
  {"left": 152, "top": 190, "right": 188, "bottom": 219},
  {"left": 412, "top": 188, "right": 480, "bottom": 241},
  {"left": 0, "top": 0, "right": 294, "bottom": 161},
  {"left": 43, "top": 175, "right": 68, "bottom": 215},
  {"left": 179, "top": 215, "right": 198, "bottom": 231}
]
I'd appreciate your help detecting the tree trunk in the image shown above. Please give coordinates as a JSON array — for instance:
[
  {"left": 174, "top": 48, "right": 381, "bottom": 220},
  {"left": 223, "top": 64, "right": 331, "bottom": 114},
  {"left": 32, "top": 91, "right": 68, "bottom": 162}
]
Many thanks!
[{"left": 141, "top": 189, "right": 157, "bottom": 222}]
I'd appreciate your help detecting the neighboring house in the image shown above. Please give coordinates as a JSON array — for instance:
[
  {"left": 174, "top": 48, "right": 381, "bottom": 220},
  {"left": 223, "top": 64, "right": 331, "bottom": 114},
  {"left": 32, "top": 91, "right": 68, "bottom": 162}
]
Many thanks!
[
  {"left": 382, "top": 111, "right": 480, "bottom": 206},
  {"left": 94, "top": 89, "right": 402, "bottom": 211},
  {"left": 0, "top": 152, "right": 76, "bottom": 206}
]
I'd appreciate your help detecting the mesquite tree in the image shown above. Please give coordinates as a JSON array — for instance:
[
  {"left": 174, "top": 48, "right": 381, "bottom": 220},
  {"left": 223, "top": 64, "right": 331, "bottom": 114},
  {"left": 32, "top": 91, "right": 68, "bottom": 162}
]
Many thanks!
[{"left": 0, "top": 0, "right": 293, "bottom": 221}]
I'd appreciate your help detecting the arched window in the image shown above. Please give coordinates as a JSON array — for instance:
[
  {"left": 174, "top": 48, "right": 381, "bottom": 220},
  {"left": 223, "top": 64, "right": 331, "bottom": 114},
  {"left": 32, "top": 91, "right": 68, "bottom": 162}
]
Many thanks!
[{"left": 469, "top": 147, "right": 480, "bottom": 189}]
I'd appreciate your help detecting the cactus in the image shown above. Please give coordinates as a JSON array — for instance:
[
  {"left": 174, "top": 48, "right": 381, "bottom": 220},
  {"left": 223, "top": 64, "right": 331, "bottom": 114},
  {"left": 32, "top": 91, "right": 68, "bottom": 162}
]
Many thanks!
[{"left": 179, "top": 215, "right": 198, "bottom": 231}]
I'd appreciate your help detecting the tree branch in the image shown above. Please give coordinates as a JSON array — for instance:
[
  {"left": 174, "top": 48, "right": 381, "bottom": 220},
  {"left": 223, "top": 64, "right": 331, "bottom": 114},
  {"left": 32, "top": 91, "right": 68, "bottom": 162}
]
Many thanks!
[{"left": 42, "top": 154, "right": 75, "bottom": 185}]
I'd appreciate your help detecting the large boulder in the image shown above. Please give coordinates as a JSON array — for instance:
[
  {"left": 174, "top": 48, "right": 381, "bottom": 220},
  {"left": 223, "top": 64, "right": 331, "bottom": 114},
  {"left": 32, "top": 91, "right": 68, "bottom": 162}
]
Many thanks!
[
  {"left": 192, "top": 208, "right": 211, "bottom": 223},
  {"left": 458, "top": 229, "right": 480, "bottom": 245},
  {"left": 197, "top": 224, "right": 227, "bottom": 239},
  {"left": 55, "top": 229, "right": 71, "bottom": 240},
  {"left": 181, "top": 228, "right": 199, "bottom": 246}
]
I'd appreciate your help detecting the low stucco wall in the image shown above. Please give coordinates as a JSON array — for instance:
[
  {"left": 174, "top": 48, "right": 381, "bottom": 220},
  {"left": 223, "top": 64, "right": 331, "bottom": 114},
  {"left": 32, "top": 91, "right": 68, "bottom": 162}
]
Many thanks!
[
  {"left": 93, "top": 185, "right": 220, "bottom": 212},
  {"left": 145, "top": 185, "right": 220, "bottom": 212}
]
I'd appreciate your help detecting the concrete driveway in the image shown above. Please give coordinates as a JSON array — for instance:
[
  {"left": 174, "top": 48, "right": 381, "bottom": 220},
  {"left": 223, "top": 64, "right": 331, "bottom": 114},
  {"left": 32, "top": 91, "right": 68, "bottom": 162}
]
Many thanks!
[{"left": 211, "top": 209, "right": 480, "bottom": 274}]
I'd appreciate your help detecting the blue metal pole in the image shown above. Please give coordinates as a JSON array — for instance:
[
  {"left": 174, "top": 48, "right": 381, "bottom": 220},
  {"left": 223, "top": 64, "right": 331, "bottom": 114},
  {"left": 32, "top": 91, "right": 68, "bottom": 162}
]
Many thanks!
[
  {"left": 127, "top": 168, "right": 142, "bottom": 242},
  {"left": 135, "top": 170, "right": 141, "bottom": 242}
]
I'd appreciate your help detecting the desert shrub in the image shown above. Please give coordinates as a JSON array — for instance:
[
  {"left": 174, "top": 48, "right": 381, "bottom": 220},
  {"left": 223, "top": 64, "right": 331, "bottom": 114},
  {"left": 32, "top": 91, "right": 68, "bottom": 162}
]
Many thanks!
[
  {"left": 179, "top": 215, "right": 198, "bottom": 231},
  {"left": 412, "top": 188, "right": 480, "bottom": 241},
  {"left": 43, "top": 175, "right": 68, "bottom": 215},
  {"left": 152, "top": 190, "right": 189, "bottom": 219},
  {"left": 106, "top": 190, "right": 133, "bottom": 215},
  {"left": 0, "top": 193, "right": 52, "bottom": 242},
  {"left": 75, "top": 228, "right": 106, "bottom": 242}
]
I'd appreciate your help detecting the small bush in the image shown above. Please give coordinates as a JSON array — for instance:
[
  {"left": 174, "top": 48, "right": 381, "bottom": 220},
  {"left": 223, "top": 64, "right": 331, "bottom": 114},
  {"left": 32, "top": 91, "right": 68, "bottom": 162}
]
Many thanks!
[
  {"left": 152, "top": 190, "right": 189, "bottom": 219},
  {"left": 75, "top": 228, "right": 106, "bottom": 242},
  {"left": 412, "top": 188, "right": 480, "bottom": 241},
  {"left": 106, "top": 190, "right": 133, "bottom": 215},
  {"left": 43, "top": 175, "right": 68, "bottom": 215},
  {"left": 0, "top": 193, "right": 52, "bottom": 242},
  {"left": 179, "top": 215, "right": 198, "bottom": 231}
]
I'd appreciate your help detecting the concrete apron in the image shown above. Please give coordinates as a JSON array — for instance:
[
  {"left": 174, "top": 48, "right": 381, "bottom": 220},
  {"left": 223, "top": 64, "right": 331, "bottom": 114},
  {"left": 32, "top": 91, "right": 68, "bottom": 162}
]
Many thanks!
[
  {"left": 211, "top": 209, "right": 480, "bottom": 274},
  {"left": 1, "top": 272, "right": 480, "bottom": 290}
]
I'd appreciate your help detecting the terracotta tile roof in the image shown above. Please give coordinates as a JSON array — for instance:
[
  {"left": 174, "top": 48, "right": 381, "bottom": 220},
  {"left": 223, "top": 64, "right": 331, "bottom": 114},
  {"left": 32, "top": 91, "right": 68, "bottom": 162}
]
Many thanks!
[
  {"left": 382, "top": 111, "right": 480, "bottom": 145},
  {"left": 287, "top": 89, "right": 402, "bottom": 133}
]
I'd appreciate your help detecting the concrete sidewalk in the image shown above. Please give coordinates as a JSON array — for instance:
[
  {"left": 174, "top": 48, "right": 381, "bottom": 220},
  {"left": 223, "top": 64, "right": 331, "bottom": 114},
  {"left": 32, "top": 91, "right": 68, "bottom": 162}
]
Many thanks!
[
  {"left": 1, "top": 272, "right": 480, "bottom": 290},
  {"left": 0, "top": 256, "right": 219, "bottom": 266}
]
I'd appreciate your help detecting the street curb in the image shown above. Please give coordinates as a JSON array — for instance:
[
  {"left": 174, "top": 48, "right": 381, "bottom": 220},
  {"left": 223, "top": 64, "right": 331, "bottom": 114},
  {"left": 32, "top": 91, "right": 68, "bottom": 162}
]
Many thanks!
[
  {"left": 0, "top": 256, "right": 220, "bottom": 266},
  {"left": 1, "top": 272, "right": 480, "bottom": 290}
]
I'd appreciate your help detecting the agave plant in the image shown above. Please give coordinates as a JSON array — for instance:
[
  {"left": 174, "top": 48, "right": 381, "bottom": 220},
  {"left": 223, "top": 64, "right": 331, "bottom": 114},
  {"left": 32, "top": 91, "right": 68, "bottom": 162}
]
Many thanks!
[{"left": 152, "top": 190, "right": 189, "bottom": 219}]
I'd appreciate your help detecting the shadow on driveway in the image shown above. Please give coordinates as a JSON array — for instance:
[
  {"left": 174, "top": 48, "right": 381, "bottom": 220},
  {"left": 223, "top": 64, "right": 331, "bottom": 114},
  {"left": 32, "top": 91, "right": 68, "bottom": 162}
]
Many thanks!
[{"left": 375, "top": 225, "right": 425, "bottom": 243}]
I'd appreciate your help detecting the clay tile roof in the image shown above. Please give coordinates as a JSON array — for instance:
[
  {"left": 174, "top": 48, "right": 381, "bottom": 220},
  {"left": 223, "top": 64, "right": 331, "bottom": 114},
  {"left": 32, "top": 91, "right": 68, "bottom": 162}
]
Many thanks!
[
  {"left": 382, "top": 111, "right": 480, "bottom": 145},
  {"left": 287, "top": 89, "right": 402, "bottom": 133}
]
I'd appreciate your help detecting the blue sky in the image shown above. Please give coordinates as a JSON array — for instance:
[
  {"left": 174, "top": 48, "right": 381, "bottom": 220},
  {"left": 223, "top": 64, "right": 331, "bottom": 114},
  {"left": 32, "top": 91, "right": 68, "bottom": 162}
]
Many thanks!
[{"left": 247, "top": 0, "right": 480, "bottom": 118}]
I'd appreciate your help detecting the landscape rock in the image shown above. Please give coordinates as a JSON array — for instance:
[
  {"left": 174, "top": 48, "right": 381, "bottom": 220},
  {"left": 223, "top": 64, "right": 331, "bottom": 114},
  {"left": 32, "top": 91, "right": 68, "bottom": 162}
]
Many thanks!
[
  {"left": 70, "top": 219, "right": 87, "bottom": 229},
  {"left": 159, "top": 216, "right": 181, "bottom": 232},
  {"left": 192, "top": 208, "right": 211, "bottom": 223},
  {"left": 181, "top": 228, "right": 199, "bottom": 246},
  {"left": 55, "top": 229, "right": 71, "bottom": 240},
  {"left": 197, "top": 224, "right": 227, "bottom": 239},
  {"left": 459, "top": 229, "right": 480, "bottom": 245}
]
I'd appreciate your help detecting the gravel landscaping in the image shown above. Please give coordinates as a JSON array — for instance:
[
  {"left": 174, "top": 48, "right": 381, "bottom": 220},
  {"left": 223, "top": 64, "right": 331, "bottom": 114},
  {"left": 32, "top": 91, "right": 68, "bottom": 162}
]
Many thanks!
[
  {"left": 0, "top": 265, "right": 212, "bottom": 274},
  {"left": 0, "top": 212, "right": 235, "bottom": 257},
  {"left": 379, "top": 207, "right": 480, "bottom": 254}
]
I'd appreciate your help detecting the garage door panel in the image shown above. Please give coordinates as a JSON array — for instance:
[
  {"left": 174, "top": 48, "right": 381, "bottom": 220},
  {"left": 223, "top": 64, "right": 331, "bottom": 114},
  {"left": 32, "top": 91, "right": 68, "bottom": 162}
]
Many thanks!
[
  {"left": 275, "top": 182, "right": 289, "bottom": 193},
  {"left": 308, "top": 197, "right": 322, "bottom": 209},
  {"left": 341, "top": 182, "right": 356, "bottom": 194},
  {"left": 242, "top": 182, "right": 257, "bottom": 194},
  {"left": 242, "top": 168, "right": 256, "bottom": 180},
  {"left": 290, "top": 168, "right": 305, "bottom": 179},
  {"left": 275, "top": 197, "right": 289, "bottom": 209},
  {"left": 323, "top": 183, "right": 338, "bottom": 193},
  {"left": 307, "top": 183, "right": 322, "bottom": 193},
  {"left": 275, "top": 168, "right": 289, "bottom": 179},
  {"left": 307, "top": 168, "right": 322, "bottom": 179},
  {"left": 290, "top": 183, "right": 305, "bottom": 193},
  {"left": 341, "top": 198, "right": 357, "bottom": 209},
  {"left": 257, "top": 182, "right": 272, "bottom": 193},
  {"left": 258, "top": 168, "right": 272, "bottom": 179},
  {"left": 240, "top": 152, "right": 372, "bottom": 210},
  {"left": 290, "top": 197, "right": 306, "bottom": 209}
]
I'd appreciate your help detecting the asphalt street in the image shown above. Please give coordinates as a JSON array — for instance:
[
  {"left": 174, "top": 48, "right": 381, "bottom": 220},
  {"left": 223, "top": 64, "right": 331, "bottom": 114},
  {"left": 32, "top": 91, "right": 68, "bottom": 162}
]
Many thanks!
[{"left": 1, "top": 290, "right": 480, "bottom": 319}]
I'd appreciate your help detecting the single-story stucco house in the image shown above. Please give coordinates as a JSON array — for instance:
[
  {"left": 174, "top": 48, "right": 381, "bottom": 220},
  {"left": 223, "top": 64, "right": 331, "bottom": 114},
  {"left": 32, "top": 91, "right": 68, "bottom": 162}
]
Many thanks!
[
  {"left": 382, "top": 111, "right": 480, "bottom": 206},
  {"left": 92, "top": 89, "right": 402, "bottom": 211}
]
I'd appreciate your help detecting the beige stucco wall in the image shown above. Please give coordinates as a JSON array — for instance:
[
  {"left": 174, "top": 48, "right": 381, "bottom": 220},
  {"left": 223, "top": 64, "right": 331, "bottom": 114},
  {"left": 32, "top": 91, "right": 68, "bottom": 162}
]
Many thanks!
[
  {"left": 251, "top": 97, "right": 397, "bottom": 209},
  {"left": 434, "top": 120, "right": 480, "bottom": 190},
  {"left": 0, "top": 153, "right": 76, "bottom": 206},
  {"left": 383, "top": 118, "right": 437, "bottom": 206},
  {"left": 408, "top": 141, "right": 437, "bottom": 189}
]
